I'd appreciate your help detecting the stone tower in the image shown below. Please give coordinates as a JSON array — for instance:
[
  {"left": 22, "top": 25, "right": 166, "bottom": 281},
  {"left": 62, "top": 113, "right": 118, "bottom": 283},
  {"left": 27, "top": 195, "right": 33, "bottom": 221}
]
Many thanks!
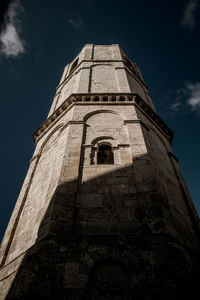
[{"left": 0, "top": 44, "right": 199, "bottom": 299}]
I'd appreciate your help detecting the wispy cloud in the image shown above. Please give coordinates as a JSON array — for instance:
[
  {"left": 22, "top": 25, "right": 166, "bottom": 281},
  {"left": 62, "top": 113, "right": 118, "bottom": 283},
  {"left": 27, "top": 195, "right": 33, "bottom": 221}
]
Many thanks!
[
  {"left": 68, "top": 17, "right": 82, "bottom": 30},
  {"left": 186, "top": 82, "right": 200, "bottom": 111},
  {"left": 0, "top": 0, "right": 25, "bottom": 57},
  {"left": 169, "top": 82, "right": 200, "bottom": 115},
  {"left": 181, "top": 0, "right": 199, "bottom": 31},
  {"left": 169, "top": 88, "right": 186, "bottom": 113}
]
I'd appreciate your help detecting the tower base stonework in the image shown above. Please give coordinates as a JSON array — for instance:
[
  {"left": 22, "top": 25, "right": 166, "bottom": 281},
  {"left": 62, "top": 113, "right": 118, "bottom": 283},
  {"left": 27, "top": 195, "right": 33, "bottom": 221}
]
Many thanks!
[
  {"left": 0, "top": 45, "right": 200, "bottom": 299},
  {"left": 3, "top": 235, "right": 200, "bottom": 300}
]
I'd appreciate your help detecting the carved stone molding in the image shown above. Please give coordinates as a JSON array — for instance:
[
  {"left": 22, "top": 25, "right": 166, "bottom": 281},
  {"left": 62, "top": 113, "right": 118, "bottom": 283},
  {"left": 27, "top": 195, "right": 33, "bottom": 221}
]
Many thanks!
[{"left": 33, "top": 93, "right": 173, "bottom": 143}]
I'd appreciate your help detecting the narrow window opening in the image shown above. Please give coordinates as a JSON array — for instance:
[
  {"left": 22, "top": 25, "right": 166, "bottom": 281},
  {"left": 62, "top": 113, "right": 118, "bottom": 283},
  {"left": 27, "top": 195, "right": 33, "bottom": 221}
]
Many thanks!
[
  {"left": 123, "top": 56, "right": 137, "bottom": 77},
  {"left": 97, "top": 144, "right": 114, "bottom": 164},
  {"left": 70, "top": 58, "right": 79, "bottom": 74}
]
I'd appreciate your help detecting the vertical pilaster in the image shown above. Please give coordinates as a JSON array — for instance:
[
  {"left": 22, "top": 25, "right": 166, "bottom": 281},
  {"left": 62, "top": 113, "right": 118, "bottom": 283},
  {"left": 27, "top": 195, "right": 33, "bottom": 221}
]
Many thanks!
[
  {"left": 125, "top": 120, "right": 148, "bottom": 160},
  {"left": 83, "top": 44, "right": 94, "bottom": 60},
  {"left": 61, "top": 121, "right": 85, "bottom": 182},
  {"left": 77, "top": 68, "right": 91, "bottom": 93},
  {"left": 115, "top": 68, "right": 131, "bottom": 92},
  {"left": 111, "top": 44, "right": 122, "bottom": 60}
]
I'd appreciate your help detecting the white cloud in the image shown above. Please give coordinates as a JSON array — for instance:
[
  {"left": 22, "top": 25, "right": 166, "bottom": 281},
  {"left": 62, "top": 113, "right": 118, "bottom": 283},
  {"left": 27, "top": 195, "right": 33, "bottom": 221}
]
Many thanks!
[
  {"left": 0, "top": 0, "right": 25, "bottom": 57},
  {"left": 170, "top": 82, "right": 200, "bottom": 115},
  {"left": 68, "top": 17, "right": 82, "bottom": 30},
  {"left": 181, "top": 0, "right": 199, "bottom": 31},
  {"left": 185, "top": 82, "right": 200, "bottom": 111}
]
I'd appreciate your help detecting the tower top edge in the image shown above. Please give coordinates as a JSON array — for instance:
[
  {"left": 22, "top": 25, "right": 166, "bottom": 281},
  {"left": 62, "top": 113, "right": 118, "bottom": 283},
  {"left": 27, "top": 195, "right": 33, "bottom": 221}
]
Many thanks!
[
  {"left": 64, "top": 44, "right": 131, "bottom": 68},
  {"left": 81, "top": 43, "right": 120, "bottom": 47}
]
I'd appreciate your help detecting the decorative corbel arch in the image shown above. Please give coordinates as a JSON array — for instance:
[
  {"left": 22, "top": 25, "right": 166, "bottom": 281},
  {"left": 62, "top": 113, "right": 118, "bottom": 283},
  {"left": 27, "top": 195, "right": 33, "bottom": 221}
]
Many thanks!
[
  {"left": 83, "top": 109, "right": 125, "bottom": 123},
  {"left": 91, "top": 136, "right": 117, "bottom": 147}
]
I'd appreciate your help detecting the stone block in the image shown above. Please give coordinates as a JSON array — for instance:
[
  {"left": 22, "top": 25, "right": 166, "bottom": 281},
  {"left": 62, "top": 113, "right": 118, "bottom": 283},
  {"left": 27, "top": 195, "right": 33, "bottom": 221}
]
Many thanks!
[{"left": 79, "top": 194, "right": 103, "bottom": 208}]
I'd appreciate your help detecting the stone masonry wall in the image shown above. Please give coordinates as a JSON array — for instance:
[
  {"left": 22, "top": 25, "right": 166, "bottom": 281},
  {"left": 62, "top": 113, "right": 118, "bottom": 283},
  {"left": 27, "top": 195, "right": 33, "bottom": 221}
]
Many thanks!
[
  {"left": 48, "top": 44, "right": 155, "bottom": 116},
  {"left": 1, "top": 44, "right": 199, "bottom": 299},
  {"left": 1, "top": 99, "right": 200, "bottom": 299}
]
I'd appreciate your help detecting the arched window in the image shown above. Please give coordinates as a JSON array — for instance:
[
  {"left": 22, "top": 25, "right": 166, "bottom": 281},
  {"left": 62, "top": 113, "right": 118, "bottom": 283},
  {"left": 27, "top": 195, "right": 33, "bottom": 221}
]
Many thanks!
[{"left": 97, "top": 144, "right": 114, "bottom": 164}]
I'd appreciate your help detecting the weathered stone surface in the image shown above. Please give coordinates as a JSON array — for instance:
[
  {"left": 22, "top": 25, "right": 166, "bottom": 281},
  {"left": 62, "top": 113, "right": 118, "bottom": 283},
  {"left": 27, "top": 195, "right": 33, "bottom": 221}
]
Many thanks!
[{"left": 0, "top": 44, "right": 200, "bottom": 299}]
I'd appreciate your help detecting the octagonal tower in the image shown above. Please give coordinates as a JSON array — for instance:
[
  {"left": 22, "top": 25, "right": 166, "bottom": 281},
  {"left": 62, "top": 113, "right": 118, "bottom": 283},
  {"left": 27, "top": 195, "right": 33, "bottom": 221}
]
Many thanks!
[{"left": 0, "top": 44, "right": 199, "bottom": 300}]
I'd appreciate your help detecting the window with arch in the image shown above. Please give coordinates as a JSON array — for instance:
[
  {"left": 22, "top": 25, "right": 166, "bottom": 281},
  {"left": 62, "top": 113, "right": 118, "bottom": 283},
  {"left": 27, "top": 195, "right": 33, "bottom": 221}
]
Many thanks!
[{"left": 97, "top": 144, "right": 114, "bottom": 164}]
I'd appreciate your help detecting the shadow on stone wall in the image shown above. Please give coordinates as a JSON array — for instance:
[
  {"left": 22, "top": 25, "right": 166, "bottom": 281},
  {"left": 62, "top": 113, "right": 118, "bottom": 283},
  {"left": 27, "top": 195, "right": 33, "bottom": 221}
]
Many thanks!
[{"left": 4, "top": 158, "right": 200, "bottom": 300}]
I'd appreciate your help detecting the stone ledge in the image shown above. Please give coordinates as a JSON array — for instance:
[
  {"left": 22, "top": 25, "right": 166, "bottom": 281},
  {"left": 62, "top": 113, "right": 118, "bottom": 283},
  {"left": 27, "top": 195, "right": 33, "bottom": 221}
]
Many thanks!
[{"left": 33, "top": 93, "right": 174, "bottom": 144}]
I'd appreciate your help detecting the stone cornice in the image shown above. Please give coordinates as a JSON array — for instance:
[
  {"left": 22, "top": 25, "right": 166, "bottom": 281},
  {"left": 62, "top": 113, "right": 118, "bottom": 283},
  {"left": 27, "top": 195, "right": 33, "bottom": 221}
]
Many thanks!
[{"left": 33, "top": 93, "right": 174, "bottom": 144}]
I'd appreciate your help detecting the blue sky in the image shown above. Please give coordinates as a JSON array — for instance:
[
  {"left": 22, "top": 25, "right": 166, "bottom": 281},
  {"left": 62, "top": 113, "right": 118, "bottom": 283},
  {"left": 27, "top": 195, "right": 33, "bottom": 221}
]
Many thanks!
[{"left": 0, "top": 0, "right": 200, "bottom": 240}]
